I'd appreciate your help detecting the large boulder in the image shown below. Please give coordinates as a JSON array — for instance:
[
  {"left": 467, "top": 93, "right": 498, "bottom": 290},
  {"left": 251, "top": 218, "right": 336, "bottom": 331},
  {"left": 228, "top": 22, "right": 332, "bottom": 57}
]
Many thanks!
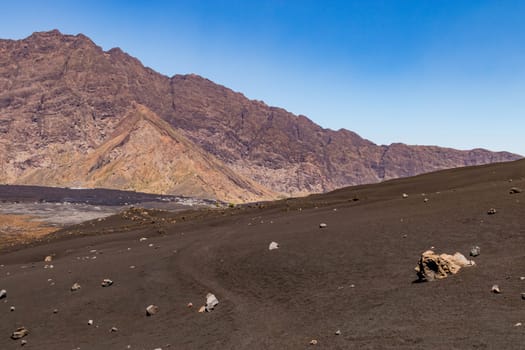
[{"left": 415, "top": 250, "right": 475, "bottom": 281}]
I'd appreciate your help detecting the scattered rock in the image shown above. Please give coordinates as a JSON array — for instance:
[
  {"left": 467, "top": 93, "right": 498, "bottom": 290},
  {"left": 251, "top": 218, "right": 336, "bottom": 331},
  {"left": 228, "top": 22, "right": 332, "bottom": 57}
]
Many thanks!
[
  {"left": 198, "top": 306, "right": 206, "bottom": 313},
  {"left": 110, "top": 327, "right": 118, "bottom": 332},
  {"left": 310, "top": 339, "right": 318, "bottom": 345},
  {"left": 510, "top": 187, "right": 523, "bottom": 194},
  {"left": 319, "top": 223, "right": 327, "bottom": 229},
  {"left": 335, "top": 330, "right": 341, "bottom": 335},
  {"left": 515, "top": 322, "right": 522, "bottom": 327},
  {"left": 71, "top": 283, "right": 81, "bottom": 292},
  {"left": 187, "top": 302, "right": 193, "bottom": 308},
  {"left": 205, "top": 293, "right": 219, "bottom": 312},
  {"left": 53, "top": 309, "right": 59, "bottom": 314},
  {"left": 402, "top": 193, "right": 408, "bottom": 198},
  {"left": 21, "top": 339, "right": 27, "bottom": 346},
  {"left": 423, "top": 198, "right": 429, "bottom": 203},
  {"left": 139, "top": 237, "right": 148, "bottom": 242},
  {"left": 146, "top": 304, "right": 159, "bottom": 316},
  {"left": 11, "top": 327, "right": 29, "bottom": 340},
  {"left": 415, "top": 250, "right": 475, "bottom": 281},
  {"left": 101, "top": 279, "right": 113, "bottom": 287},
  {"left": 0, "top": 289, "right": 6, "bottom": 299},
  {"left": 521, "top": 277, "right": 525, "bottom": 281},
  {"left": 44, "top": 255, "right": 53, "bottom": 262},
  {"left": 10, "top": 306, "right": 15, "bottom": 312},
  {"left": 88, "top": 319, "right": 94, "bottom": 325},
  {"left": 470, "top": 246, "right": 481, "bottom": 257},
  {"left": 491, "top": 285, "right": 501, "bottom": 294},
  {"left": 268, "top": 241, "right": 280, "bottom": 250},
  {"left": 487, "top": 208, "right": 497, "bottom": 215},
  {"left": 521, "top": 293, "right": 525, "bottom": 300}
]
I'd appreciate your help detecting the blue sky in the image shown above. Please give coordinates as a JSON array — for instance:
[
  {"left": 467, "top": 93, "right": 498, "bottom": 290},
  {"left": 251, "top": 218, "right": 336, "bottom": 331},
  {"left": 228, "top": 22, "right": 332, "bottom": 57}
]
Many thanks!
[{"left": 1, "top": 1, "right": 524, "bottom": 155}]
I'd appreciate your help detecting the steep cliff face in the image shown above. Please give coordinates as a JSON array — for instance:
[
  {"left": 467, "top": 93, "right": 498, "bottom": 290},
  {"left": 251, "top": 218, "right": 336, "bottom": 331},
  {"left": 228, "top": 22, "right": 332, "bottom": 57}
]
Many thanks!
[{"left": 0, "top": 30, "right": 520, "bottom": 201}]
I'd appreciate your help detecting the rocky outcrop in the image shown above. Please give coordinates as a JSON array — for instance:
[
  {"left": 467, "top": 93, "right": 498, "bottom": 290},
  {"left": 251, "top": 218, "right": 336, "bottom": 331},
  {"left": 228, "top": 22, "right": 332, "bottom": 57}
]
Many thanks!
[{"left": 0, "top": 30, "right": 521, "bottom": 201}]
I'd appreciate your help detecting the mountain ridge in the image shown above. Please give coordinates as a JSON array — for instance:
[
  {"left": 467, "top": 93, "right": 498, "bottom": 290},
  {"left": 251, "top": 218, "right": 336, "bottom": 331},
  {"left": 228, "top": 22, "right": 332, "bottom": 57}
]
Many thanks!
[{"left": 0, "top": 30, "right": 520, "bottom": 201}]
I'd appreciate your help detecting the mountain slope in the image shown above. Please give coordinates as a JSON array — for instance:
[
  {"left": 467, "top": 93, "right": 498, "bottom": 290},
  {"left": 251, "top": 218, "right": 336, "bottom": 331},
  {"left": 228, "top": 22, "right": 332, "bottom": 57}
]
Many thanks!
[
  {"left": 14, "top": 104, "right": 275, "bottom": 202},
  {"left": 0, "top": 30, "right": 520, "bottom": 200}
]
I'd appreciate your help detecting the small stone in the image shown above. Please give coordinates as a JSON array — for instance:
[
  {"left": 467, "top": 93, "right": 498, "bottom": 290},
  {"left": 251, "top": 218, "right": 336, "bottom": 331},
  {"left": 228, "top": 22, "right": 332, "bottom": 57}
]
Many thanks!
[
  {"left": 402, "top": 193, "right": 408, "bottom": 198},
  {"left": 44, "top": 255, "right": 53, "bottom": 262},
  {"left": 198, "top": 306, "right": 206, "bottom": 313},
  {"left": 492, "top": 284, "right": 501, "bottom": 293},
  {"left": 205, "top": 293, "right": 219, "bottom": 312},
  {"left": 88, "top": 320, "right": 94, "bottom": 325},
  {"left": 21, "top": 339, "right": 27, "bottom": 346},
  {"left": 146, "top": 304, "right": 159, "bottom": 316},
  {"left": 470, "top": 246, "right": 481, "bottom": 257},
  {"left": 71, "top": 283, "right": 81, "bottom": 292},
  {"left": 487, "top": 208, "right": 497, "bottom": 215},
  {"left": 520, "top": 277, "right": 525, "bottom": 281},
  {"left": 0, "top": 289, "right": 6, "bottom": 299},
  {"left": 335, "top": 330, "right": 341, "bottom": 335},
  {"left": 110, "top": 327, "right": 118, "bottom": 332},
  {"left": 11, "top": 327, "right": 29, "bottom": 340},
  {"left": 510, "top": 187, "right": 523, "bottom": 194},
  {"left": 101, "top": 279, "right": 113, "bottom": 287},
  {"left": 10, "top": 306, "right": 15, "bottom": 312},
  {"left": 187, "top": 302, "right": 193, "bottom": 308},
  {"left": 139, "top": 237, "right": 148, "bottom": 242},
  {"left": 515, "top": 322, "right": 522, "bottom": 327},
  {"left": 310, "top": 339, "right": 318, "bottom": 345},
  {"left": 521, "top": 293, "right": 525, "bottom": 300},
  {"left": 268, "top": 241, "right": 280, "bottom": 250},
  {"left": 319, "top": 223, "right": 327, "bottom": 229},
  {"left": 53, "top": 309, "right": 59, "bottom": 314},
  {"left": 423, "top": 198, "right": 429, "bottom": 203}
]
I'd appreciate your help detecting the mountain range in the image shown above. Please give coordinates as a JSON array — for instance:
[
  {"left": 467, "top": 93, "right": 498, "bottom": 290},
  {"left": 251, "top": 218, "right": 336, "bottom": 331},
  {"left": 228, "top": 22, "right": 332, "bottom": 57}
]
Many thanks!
[{"left": 0, "top": 30, "right": 520, "bottom": 202}]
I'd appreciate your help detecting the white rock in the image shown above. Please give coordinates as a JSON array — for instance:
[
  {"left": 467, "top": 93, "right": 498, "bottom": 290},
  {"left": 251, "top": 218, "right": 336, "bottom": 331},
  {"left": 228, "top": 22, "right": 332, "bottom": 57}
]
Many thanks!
[
  {"left": 88, "top": 319, "right": 93, "bottom": 325},
  {"left": 268, "top": 241, "right": 280, "bottom": 250},
  {"left": 101, "top": 279, "right": 113, "bottom": 287},
  {"left": 71, "top": 283, "right": 81, "bottom": 292},
  {"left": 0, "top": 289, "right": 6, "bottom": 299},
  {"left": 146, "top": 304, "right": 159, "bottom": 316},
  {"left": 205, "top": 293, "right": 219, "bottom": 312},
  {"left": 319, "top": 223, "right": 327, "bottom": 228}
]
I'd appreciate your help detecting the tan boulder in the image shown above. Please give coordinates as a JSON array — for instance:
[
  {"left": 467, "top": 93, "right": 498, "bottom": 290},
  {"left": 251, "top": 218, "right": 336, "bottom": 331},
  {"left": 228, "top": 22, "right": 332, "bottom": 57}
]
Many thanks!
[{"left": 415, "top": 250, "right": 475, "bottom": 281}]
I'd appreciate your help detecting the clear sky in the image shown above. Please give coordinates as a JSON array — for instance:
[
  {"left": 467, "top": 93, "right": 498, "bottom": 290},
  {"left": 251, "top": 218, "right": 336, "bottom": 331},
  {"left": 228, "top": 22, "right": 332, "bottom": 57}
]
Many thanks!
[{"left": 1, "top": 1, "right": 524, "bottom": 155}]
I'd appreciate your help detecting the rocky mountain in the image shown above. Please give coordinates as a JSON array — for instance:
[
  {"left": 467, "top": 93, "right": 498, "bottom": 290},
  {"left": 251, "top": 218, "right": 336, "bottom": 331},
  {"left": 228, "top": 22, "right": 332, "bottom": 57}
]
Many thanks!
[{"left": 0, "top": 30, "right": 521, "bottom": 201}]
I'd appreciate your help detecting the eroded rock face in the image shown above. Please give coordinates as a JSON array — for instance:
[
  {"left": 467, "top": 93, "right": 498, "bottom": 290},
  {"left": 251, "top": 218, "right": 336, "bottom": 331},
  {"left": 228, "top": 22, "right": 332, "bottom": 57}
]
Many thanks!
[
  {"left": 415, "top": 250, "right": 475, "bottom": 282},
  {"left": 0, "top": 30, "right": 520, "bottom": 202}
]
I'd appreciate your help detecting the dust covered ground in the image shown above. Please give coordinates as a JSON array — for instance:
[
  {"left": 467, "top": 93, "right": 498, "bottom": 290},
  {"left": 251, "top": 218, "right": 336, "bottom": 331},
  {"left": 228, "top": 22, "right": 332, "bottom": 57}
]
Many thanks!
[{"left": 0, "top": 160, "right": 525, "bottom": 349}]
